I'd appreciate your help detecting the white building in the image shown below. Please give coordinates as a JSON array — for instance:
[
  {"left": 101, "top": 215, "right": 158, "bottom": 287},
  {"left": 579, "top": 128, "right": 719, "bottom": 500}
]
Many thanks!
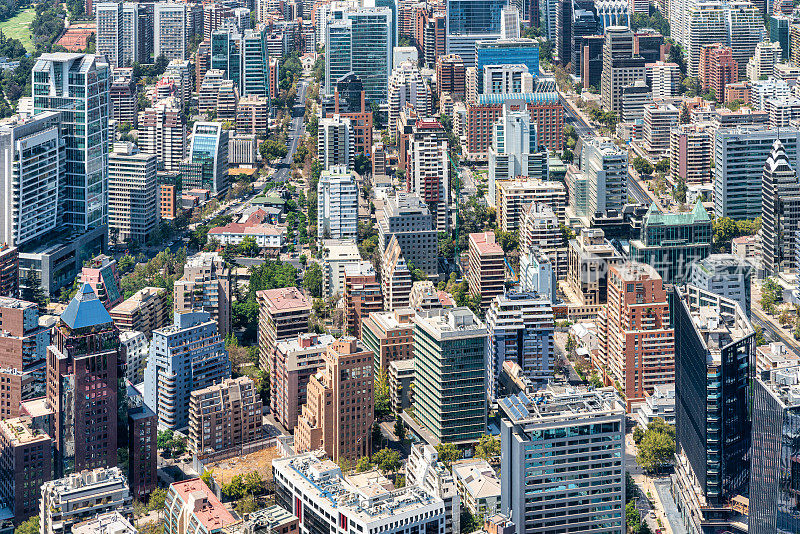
[
  {"left": 406, "top": 443, "right": 461, "bottom": 534},
  {"left": 451, "top": 459, "right": 501, "bottom": 522},
  {"left": 71, "top": 511, "right": 137, "bottom": 534},
  {"left": 273, "top": 452, "right": 447, "bottom": 534},
  {"left": 751, "top": 79, "right": 791, "bottom": 110},
  {"left": 646, "top": 61, "right": 681, "bottom": 99},
  {"left": 747, "top": 40, "right": 782, "bottom": 82},
  {"left": 318, "top": 115, "right": 355, "bottom": 171},
  {"left": 108, "top": 142, "right": 159, "bottom": 244},
  {"left": 634, "top": 384, "right": 675, "bottom": 428},
  {"left": 154, "top": 3, "right": 187, "bottom": 61},
  {"left": 321, "top": 239, "right": 362, "bottom": 298},
  {"left": 317, "top": 166, "right": 358, "bottom": 240},
  {"left": 388, "top": 62, "right": 431, "bottom": 132},
  {"left": 120, "top": 330, "right": 149, "bottom": 383}
]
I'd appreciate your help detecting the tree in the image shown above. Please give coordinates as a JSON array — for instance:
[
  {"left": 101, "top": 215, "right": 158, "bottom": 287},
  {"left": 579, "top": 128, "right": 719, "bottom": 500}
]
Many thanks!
[
  {"left": 655, "top": 158, "right": 670, "bottom": 174},
  {"left": 673, "top": 177, "right": 687, "bottom": 204},
  {"left": 435, "top": 442, "right": 462, "bottom": 465},
  {"left": 303, "top": 263, "right": 323, "bottom": 297},
  {"left": 394, "top": 415, "right": 406, "bottom": 441},
  {"left": 460, "top": 509, "right": 479, "bottom": 534},
  {"left": 356, "top": 456, "right": 374, "bottom": 472},
  {"left": 222, "top": 474, "right": 247, "bottom": 500},
  {"left": 475, "top": 434, "right": 500, "bottom": 460},
  {"left": 244, "top": 471, "right": 264, "bottom": 495},
  {"left": 372, "top": 448, "right": 402, "bottom": 473},
  {"left": 375, "top": 370, "right": 391, "bottom": 418},
  {"left": 679, "top": 104, "right": 690, "bottom": 124},
  {"left": 635, "top": 419, "right": 676, "bottom": 474},
  {"left": 354, "top": 154, "right": 372, "bottom": 176},
  {"left": 200, "top": 470, "right": 213, "bottom": 487},
  {"left": 235, "top": 494, "right": 258, "bottom": 515},
  {"left": 632, "top": 426, "right": 645, "bottom": 445},
  {"left": 147, "top": 487, "right": 167, "bottom": 512},
  {"left": 237, "top": 236, "right": 259, "bottom": 257},
  {"left": 15, "top": 516, "right": 39, "bottom": 534},
  {"left": 712, "top": 216, "right": 738, "bottom": 252},
  {"left": 754, "top": 324, "right": 767, "bottom": 346},
  {"left": 632, "top": 156, "right": 654, "bottom": 176},
  {"left": 495, "top": 230, "right": 519, "bottom": 253}
]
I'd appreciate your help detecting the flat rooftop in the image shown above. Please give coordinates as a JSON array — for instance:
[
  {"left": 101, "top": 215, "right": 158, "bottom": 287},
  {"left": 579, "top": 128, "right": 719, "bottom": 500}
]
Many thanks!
[{"left": 499, "top": 387, "right": 624, "bottom": 424}]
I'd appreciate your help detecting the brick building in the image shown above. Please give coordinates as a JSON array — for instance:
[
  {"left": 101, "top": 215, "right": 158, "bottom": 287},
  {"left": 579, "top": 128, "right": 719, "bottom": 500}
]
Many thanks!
[{"left": 188, "top": 376, "right": 263, "bottom": 454}]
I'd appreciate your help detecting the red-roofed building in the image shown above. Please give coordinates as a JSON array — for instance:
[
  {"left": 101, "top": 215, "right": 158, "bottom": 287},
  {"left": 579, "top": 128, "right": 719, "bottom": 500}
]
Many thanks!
[
  {"left": 468, "top": 232, "right": 505, "bottom": 311},
  {"left": 164, "top": 478, "right": 235, "bottom": 534},
  {"left": 207, "top": 209, "right": 286, "bottom": 256}
]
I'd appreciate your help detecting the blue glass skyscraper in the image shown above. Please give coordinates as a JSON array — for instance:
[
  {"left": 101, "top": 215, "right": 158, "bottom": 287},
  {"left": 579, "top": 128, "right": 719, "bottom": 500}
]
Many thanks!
[
  {"left": 446, "top": 0, "right": 508, "bottom": 66},
  {"left": 476, "top": 38, "right": 539, "bottom": 91}
]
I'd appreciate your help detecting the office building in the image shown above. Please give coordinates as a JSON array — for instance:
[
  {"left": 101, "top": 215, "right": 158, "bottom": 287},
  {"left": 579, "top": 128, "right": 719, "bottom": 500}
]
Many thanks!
[
  {"left": 188, "top": 376, "right": 263, "bottom": 454},
  {"left": 317, "top": 166, "right": 358, "bottom": 240},
  {"left": 670, "top": 122, "right": 713, "bottom": 184},
  {"left": 257, "top": 287, "right": 311, "bottom": 375},
  {"left": 377, "top": 192, "right": 438, "bottom": 278},
  {"left": 381, "top": 236, "right": 413, "bottom": 311},
  {"left": 125, "top": 384, "right": 156, "bottom": 500},
  {"left": 318, "top": 115, "right": 355, "bottom": 171},
  {"left": 189, "top": 122, "right": 229, "bottom": 196},
  {"left": 567, "top": 228, "right": 625, "bottom": 309},
  {"left": 468, "top": 232, "right": 505, "bottom": 311},
  {"left": 475, "top": 38, "right": 539, "bottom": 91},
  {"left": 108, "top": 142, "right": 158, "bottom": 244},
  {"left": 174, "top": 251, "right": 232, "bottom": 337},
  {"left": 486, "top": 292, "right": 554, "bottom": 401},
  {"left": 481, "top": 64, "right": 534, "bottom": 95},
  {"left": 445, "top": 0, "right": 507, "bottom": 66},
  {"left": 0, "top": 416, "right": 53, "bottom": 523},
  {"left": 646, "top": 61, "right": 681, "bottom": 99},
  {"left": 407, "top": 120, "right": 450, "bottom": 231},
  {"left": 761, "top": 139, "right": 800, "bottom": 275},
  {"left": 436, "top": 54, "right": 466, "bottom": 100},
  {"left": 673, "top": 285, "right": 754, "bottom": 534},
  {"left": 47, "top": 284, "right": 119, "bottom": 477},
  {"left": 414, "top": 308, "right": 487, "bottom": 443},
  {"left": 688, "top": 254, "right": 753, "bottom": 317},
  {"left": 601, "top": 26, "right": 646, "bottom": 113},
  {"left": 714, "top": 126, "right": 800, "bottom": 220},
  {"left": 210, "top": 26, "right": 243, "bottom": 91},
  {"left": 32, "top": 53, "right": 110, "bottom": 232},
  {"left": 0, "top": 112, "right": 62, "bottom": 248},
  {"left": 295, "top": 337, "right": 374, "bottom": 461},
  {"left": 154, "top": 3, "right": 187, "bottom": 61},
  {"left": 598, "top": 262, "right": 675, "bottom": 410},
  {"left": 406, "top": 443, "right": 460, "bottom": 534},
  {"left": 642, "top": 102, "right": 679, "bottom": 158},
  {"left": 488, "top": 103, "right": 544, "bottom": 207},
  {"left": 630, "top": 202, "right": 712, "bottom": 284},
  {"left": 144, "top": 311, "right": 231, "bottom": 430},
  {"left": 699, "top": 43, "right": 738, "bottom": 98},
  {"left": 110, "top": 287, "right": 169, "bottom": 338},
  {"left": 343, "top": 261, "right": 382, "bottom": 337},
  {"left": 120, "top": 330, "right": 148, "bottom": 383},
  {"left": 582, "top": 137, "right": 628, "bottom": 220},
  {"left": 519, "top": 247, "right": 556, "bottom": 302},
  {"left": 620, "top": 80, "right": 652, "bottom": 123},
  {"left": 771, "top": 14, "right": 791, "bottom": 61},
  {"left": 242, "top": 25, "right": 270, "bottom": 98},
  {"left": 164, "top": 478, "right": 235, "bottom": 534},
  {"left": 499, "top": 388, "right": 626, "bottom": 534},
  {"left": 40, "top": 467, "right": 133, "bottom": 534},
  {"left": 273, "top": 452, "right": 447, "bottom": 534},
  {"left": 362, "top": 308, "right": 415, "bottom": 374},
  {"left": 273, "top": 333, "right": 332, "bottom": 431},
  {"left": 137, "top": 97, "right": 186, "bottom": 171},
  {"left": 388, "top": 62, "right": 431, "bottom": 132},
  {"left": 324, "top": 73, "right": 374, "bottom": 157}
]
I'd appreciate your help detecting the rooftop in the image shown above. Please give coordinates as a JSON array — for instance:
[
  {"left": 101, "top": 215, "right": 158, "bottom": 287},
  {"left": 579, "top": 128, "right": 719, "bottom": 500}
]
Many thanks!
[
  {"left": 257, "top": 287, "right": 311, "bottom": 313},
  {"left": 499, "top": 387, "right": 624, "bottom": 424},
  {"left": 644, "top": 200, "right": 710, "bottom": 226},
  {"left": 759, "top": 365, "right": 800, "bottom": 408},
  {"left": 60, "top": 284, "right": 114, "bottom": 330},
  {"left": 0, "top": 417, "right": 50, "bottom": 445},
  {"left": 71, "top": 511, "right": 137, "bottom": 534},
  {"left": 452, "top": 460, "right": 501, "bottom": 500},
  {"left": 470, "top": 232, "right": 503, "bottom": 256},
  {"left": 679, "top": 285, "right": 753, "bottom": 364},
  {"left": 110, "top": 287, "right": 166, "bottom": 314},
  {"left": 171, "top": 478, "right": 236, "bottom": 531},
  {"left": 414, "top": 307, "right": 487, "bottom": 341}
]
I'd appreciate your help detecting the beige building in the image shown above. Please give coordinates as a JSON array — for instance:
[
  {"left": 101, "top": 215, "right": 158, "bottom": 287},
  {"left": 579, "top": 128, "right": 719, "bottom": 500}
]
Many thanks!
[
  {"left": 108, "top": 143, "right": 159, "bottom": 244},
  {"left": 520, "top": 202, "right": 567, "bottom": 278},
  {"left": 361, "top": 308, "right": 415, "bottom": 374},
  {"left": 257, "top": 287, "right": 312, "bottom": 373},
  {"left": 451, "top": 459, "right": 502, "bottom": 522},
  {"left": 468, "top": 232, "right": 505, "bottom": 311},
  {"left": 601, "top": 26, "right": 646, "bottom": 112},
  {"left": 188, "top": 376, "right": 263, "bottom": 454},
  {"left": 567, "top": 228, "right": 625, "bottom": 308},
  {"left": 295, "top": 337, "right": 374, "bottom": 462},
  {"left": 174, "top": 252, "right": 232, "bottom": 337},
  {"left": 273, "top": 333, "right": 333, "bottom": 431},
  {"left": 381, "top": 236, "right": 413, "bottom": 311},
  {"left": 110, "top": 286, "right": 169, "bottom": 338},
  {"left": 495, "top": 179, "right": 566, "bottom": 233}
]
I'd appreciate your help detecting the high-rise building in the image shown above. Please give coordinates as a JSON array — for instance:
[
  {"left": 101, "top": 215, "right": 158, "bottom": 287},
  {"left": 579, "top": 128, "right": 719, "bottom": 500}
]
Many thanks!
[
  {"left": 407, "top": 120, "right": 449, "bottom": 231},
  {"left": 256, "top": 287, "right": 312, "bottom": 374},
  {"left": 642, "top": 102, "right": 679, "bottom": 158},
  {"left": 406, "top": 443, "right": 461, "bottom": 534},
  {"left": 143, "top": 311, "right": 231, "bottom": 430},
  {"left": 630, "top": 202, "right": 712, "bottom": 284},
  {"left": 137, "top": 97, "right": 186, "bottom": 171},
  {"left": 598, "top": 262, "right": 675, "bottom": 410},
  {"left": 761, "top": 139, "right": 800, "bottom": 276},
  {"left": 295, "top": 337, "right": 374, "bottom": 461},
  {"left": 125, "top": 384, "right": 156, "bottom": 500},
  {"left": 673, "top": 284, "right": 754, "bottom": 534},
  {"left": 486, "top": 292, "right": 554, "bottom": 400},
  {"left": 413, "top": 308, "right": 487, "bottom": 443},
  {"left": 79, "top": 254, "right": 122, "bottom": 309},
  {"left": 582, "top": 136, "right": 628, "bottom": 220},
  {"left": 0, "top": 297, "right": 48, "bottom": 416},
  {"left": 567, "top": 228, "right": 625, "bottom": 310},
  {"left": 210, "top": 26, "right": 242, "bottom": 90},
  {"left": 499, "top": 388, "right": 626, "bottom": 534},
  {"left": 495, "top": 178, "right": 564, "bottom": 234},
  {"left": 381, "top": 235, "right": 413, "bottom": 310},
  {"left": 110, "top": 75, "right": 137, "bottom": 126},
  {"left": 445, "top": 0, "right": 508, "bottom": 66},
  {"left": 770, "top": 14, "right": 791, "bottom": 61},
  {"left": 96, "top": 3, "right": 124, "bottom": 68},
  {"left": 646, "top": 61, "right": 681, "bottom": 98},
  {"left": 110, "top": 287, "right": 169, "bottom": 338},
  {"left": 388, "top": 62, "right": 431, "bottom": 132},
  {"left": 318, "top": 115, "right": 355, "bottom": 171},
  {"left": 108, "top": 143, "right": 158, "bottom": 245},
  {"left": 40, "top": 467, "right": 133, "bottom": 534},
  {"left": 488, "top": 103, "right": 544, "bottom": 207},
  {"left": 173, "top": 251, "right": 232, "bottom": 337},
  {"left": 670, "top": 122, "right": 713, "bottom": 184},
  {"left": 188, "top": 376, "right": 263, "bottom": 454},
  {"left": 377, "top": 192, "right": 438, "bottom": 278},
  {"left": 0, "top": 112, "right": 62, "bottom": 248},
  {"left": 273, "top": 333, "right": 332, "bottom": 431},
  {"left": 0, "top": 416, "right": 53, "bottom": 524},
  {"left": 362, "top": 308, "right": 415, "bottom": 375},
  {"left": 475, "top": 38, "right": 539, "bottom": 91},
  {"left": 435, "top": 54, "right": 466, "bottom": 100},
  {"left": 154, "top": 3, "right": 187, "bottom": 61},
  {"left": 601, "top": 26, "right": 646, "bottom": 113},
  {"left": 32, "top": 53, "right": 110, "bottom": 232},
  {"left": 242, "top": 25, "right": 270, "bottom": 98},
  {"left": 47, "top": 285, "right": 119, "bottom": 477},
  {"left": 120, "top": 330, "right": 148, "bottom": 383},
  {"left": 324, "top": 73, "right": 374, "bottom": 157},
  {"left": 343, "top": 261, "right": 383, "bottom": 337},
  {"left": 317, "top": 166, "right": 359, "bottom": 240},
  {"left": 688, "top": 254, "right": 753, "bottom": 317},
  {"left": 164, "top": 479, "right": 235, "bottom": 534},
  {"left": 189, "top": 122, "right": 229, "bottom": 196},
  {"left": 481, "top": 64, "right": 533, "bottom": 95},
  {"left": 714, "top": 126, "right": 800, "bottom": 220},
  {"left": 747, "top": 40, "right": 782, "bottom": 81},
  {"left": 468, "top": 232, "right": 505, "bottom": 311}
]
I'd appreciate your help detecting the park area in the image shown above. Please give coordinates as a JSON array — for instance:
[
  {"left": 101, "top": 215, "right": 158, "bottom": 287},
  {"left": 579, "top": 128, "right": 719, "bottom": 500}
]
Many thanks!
[{"left": 0, "top": 7, "right": 35, "bottom": 51}]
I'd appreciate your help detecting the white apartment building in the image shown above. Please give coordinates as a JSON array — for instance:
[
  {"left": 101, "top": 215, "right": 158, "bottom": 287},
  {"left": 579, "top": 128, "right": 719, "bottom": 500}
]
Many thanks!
[
  {"left": 137, "top": 96, "right": 186, "bottom": 171},
  {"left": 388, "top": 61, "right": 431, "bottom": 132},
  {"left": 120, "top": 330, "right": 149, "bottom": 383},
  {"left": 406, "top": 444, "right": 461, "bottom": 534},
  {"left": 408, "top": 121, "right": 450, "bottom": 231},
  {"left": 747, "top": 40, "right": 782, "bottom": 82},
  {"left": 646, "top": 61, "right": 681, "bottom": 99},
  {"left": 321, "top": 239, "right": 362, "bottom": 298},
  {"left": 318, "top": 115, "right": 355, "bottom": 171},
  {"left": 154, "top": 3, "right": 187, "bottom": 61},
  {"left": 317, "top": 166, "right": 358, "bottom": 240},
  {"left": 750, "top": 79, "right": 792, "bottom": 110},
  {"left": 643, "top": 102, "right": 679, "bottom": 158},
  {"left": 108, "top": 142, "right": 159, "bottom": 244}
]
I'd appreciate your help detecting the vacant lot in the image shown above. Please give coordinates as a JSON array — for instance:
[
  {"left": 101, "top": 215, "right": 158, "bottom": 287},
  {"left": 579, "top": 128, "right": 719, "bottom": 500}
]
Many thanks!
[{"left": 0, "top": 8, "right": 35, "bottom": 51}]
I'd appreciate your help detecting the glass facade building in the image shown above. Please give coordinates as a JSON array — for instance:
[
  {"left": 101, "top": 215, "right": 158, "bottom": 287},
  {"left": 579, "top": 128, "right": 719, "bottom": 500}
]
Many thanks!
[
  {"left": 346, "top": 7, "right": 392, "bottom": 104},
  {"left": 211, "top": 27, "right": 242, "bottom": 91},
  {"left": 446, "top": 0, "right": 508, "bottom": 66},
  {"left": 32, "top": 53, "right": 110, "bottom": 232},
  {"left": 189, "top": 122, "right": 229, "bottom": 195},
  {"left": 242, "top": 25, "right": 270, "bottom": 98},
  {"left": 475, "top": 39, "right": 539, "bottom": 91}
]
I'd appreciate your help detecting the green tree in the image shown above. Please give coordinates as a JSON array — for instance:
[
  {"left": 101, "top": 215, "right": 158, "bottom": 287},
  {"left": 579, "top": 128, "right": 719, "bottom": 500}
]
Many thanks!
[
  {"left": 375, "top": 370, "right": 391, "bottom": 418},
  {"left": 244, "top": 471, "right": 263, "bottom": 495},
  {"left": 356, "top": 456, "right": 374, "bottom": 472},
  {"left": 435, "top": 442, "right": 463, "bottom": 465},
  {"left": 237, "top": 236, "right": 259, "bottom": 257},
  {"left": 475, "top": 434, "right": 500, "bottom": 460},
  {"left": 148, "top": 487, "right": 168, "bottom": 512},
  {"left": 712, "top": 216, "right": 738, "bottom": 252},
  {"left": 632, "top": 156, "right": 654, "bottom": 176},
  {"left": 459, "top": 509, "right": 479, "bottom": 534},
  {"left": 15, "top": 516, "right": 39, "bottom": 534},
  {"left": 200, "top": 470, "right": 213, "bottom": 487},
  {"left": 655, "top": 158, "right": 670, "bottom": 174},
  {"left": 372, "top": 448, "right": 402, "bottom": 473},
  {"left": 635, "top": 422, "right": 676, "bottom": 474},
  {"left": 235, "top": 494, "right": 258, "bottom": 515},
  {"left": 495, "top": 230, "right": 519, "bottom": 253},
  {"left": 679, "top": 104, "right": 690, "bottom": 124},
  {"left": 754, "top": 324, "right": 767, "bottom": 346},
  {"left": 354, "top": 154, "right": 372, "bottom": 176},
  {"left": 222, "top": 474, "right": 247, "bottom": 500},
  {"left": 394, "top": 415, "right": 406, "bottom": 441},
  {"left": 633, "top": 426, "right": 645, "bottom": 444}
]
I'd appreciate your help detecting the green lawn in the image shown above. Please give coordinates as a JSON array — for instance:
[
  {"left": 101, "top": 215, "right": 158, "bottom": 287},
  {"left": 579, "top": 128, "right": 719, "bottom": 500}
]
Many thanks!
[{"left": 0, "top": 7, "right": 35, "bottom": 52}]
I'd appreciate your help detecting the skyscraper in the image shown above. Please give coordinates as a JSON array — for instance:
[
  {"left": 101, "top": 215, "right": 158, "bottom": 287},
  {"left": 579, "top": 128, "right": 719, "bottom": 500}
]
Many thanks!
[
  {"left": 582, "top": 136, "right": 628, "bottom": 219},
  {"left": 96, "top": 3, "right": 124, "bottom": 69},
  {"left": 761, "top": 139, "right": 800, "bottom": 276},
  {"left": 189, "top": 122, "right": 229, "bottom": 195},
  {"left": 446, "top": 0, "right": 508, "bottom": 66},
  {"left": 488, "top": 103, "right": 542, "bottom": 207},
  {"left": 154, "top": 3, "right": 187, "bottom": 61},
  {"left": 407, "top": 120, "right": 450, "bottom": 231},
  {"left": 601, "top": 26, "right": 645, "bottom": 113},
  {"left": 475, "top": 38, "right": 539, "bottom": 91},
  {"left": 211, "top": 26, "right": 242, "bottom": 91},
  {"left": 318, "top": 115, "right": 355, "bottom": 170},
  {"left": 242, "top": 25, "right": 270, "bottom": 98},
  {"left": 317, "top": 166, "right": 359, "bottom": 240},
  {"left": 673, "top": 284, "right": 754, "bottom": 533},
  {"left": 108, "top": 143, "right": 158, "bottom": 244},
  {"left": 32, "top": 53, "right": 110, "bottom": 232},
  {"left": 137, "top": 97, "right": 186, "bottom": 171},
  {"left": 47, "top": 284, "right": 120, "bottom": 477}
]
